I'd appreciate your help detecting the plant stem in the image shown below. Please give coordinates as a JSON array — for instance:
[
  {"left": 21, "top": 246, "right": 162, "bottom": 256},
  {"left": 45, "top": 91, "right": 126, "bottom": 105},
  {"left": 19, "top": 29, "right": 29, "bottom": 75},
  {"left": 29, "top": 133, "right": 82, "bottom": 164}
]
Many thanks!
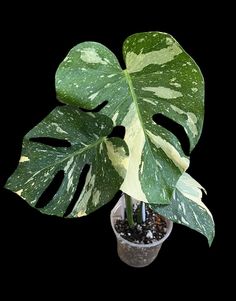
[
  {"left": 124, "top": 194, "right": 134, "bottom": 227},
  {"left": 137, "top": 202, "right": 146, "bottom": 224},
  {"left": 137, "top": 203, "right": 143, "bottom": 224},
  {"left": 141, "top": 201, "right": 146, "bottom": 222}
]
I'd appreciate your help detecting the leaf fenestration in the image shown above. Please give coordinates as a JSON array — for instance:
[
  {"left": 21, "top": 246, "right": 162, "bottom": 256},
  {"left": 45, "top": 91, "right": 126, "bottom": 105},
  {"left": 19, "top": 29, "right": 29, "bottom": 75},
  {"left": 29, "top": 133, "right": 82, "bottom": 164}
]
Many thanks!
[
  {"left": 5, "top": 106, "right": 129, "bottom": 217},
  {"left": 56, "top": 32, "right": 204, "bottom": 204}
]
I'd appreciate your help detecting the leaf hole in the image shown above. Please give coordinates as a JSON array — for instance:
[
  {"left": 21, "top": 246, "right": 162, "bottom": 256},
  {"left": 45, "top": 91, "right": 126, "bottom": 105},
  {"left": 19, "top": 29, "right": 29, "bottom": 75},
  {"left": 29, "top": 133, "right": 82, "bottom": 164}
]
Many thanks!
[
  {"left": 36, "top": 170, "right": 64, "bottom": 208},
  {"left": 63, "top": 164, "right": 90, "bottom": 217},
  {"left": 30, "top": 137, "right": 71, "bottom": 147},
  {"left": 107, "top": 126, "right": 126, "bottom": 139},
  {"left": 80, "top": 100, "right": 108, "bottom": 113},
  {"left": 152, "top": 114, "right": 190, "bottom": 156}
]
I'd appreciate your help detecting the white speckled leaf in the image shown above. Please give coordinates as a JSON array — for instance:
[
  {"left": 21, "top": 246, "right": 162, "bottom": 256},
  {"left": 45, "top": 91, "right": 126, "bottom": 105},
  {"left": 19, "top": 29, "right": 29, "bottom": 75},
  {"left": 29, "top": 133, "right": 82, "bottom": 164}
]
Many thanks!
[
  {"left": 5, "top": 106, "right": 129, "bottom": 217},
  {"left": 151, "top": 173, "right": 215, "bottom": 245},
  {"left": 56, "top": 32, "right": 204, "bottom": 204}
]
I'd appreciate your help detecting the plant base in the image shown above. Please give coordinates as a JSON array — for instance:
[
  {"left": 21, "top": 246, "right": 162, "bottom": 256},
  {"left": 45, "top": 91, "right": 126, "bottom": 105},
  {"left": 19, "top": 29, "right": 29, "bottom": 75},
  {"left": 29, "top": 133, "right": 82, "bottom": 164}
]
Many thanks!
[{"left": 110, "top": 195, "right": 173, "bottom": 268}]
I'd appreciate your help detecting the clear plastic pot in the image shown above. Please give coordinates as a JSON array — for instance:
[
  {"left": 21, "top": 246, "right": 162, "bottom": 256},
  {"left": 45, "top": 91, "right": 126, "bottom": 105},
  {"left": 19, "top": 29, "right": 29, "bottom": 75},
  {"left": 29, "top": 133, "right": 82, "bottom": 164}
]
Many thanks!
[{"left": 110, "top": 195, "right": 173, "bottom": 268}]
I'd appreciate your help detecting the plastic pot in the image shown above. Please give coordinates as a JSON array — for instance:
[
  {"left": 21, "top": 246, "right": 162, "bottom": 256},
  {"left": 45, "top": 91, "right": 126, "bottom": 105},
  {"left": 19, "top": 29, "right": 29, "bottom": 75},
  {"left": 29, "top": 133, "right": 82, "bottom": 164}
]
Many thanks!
[{"left": 110, "top": 195, "right": 173, "bottom": 268}]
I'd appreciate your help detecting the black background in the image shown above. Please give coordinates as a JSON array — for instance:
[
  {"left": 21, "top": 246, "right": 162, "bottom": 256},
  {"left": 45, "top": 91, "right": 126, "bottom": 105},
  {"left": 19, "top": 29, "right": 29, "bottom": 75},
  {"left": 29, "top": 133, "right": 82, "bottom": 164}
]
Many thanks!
[{"left": 1, "top": 3, "right": 229, "bottom": 298}]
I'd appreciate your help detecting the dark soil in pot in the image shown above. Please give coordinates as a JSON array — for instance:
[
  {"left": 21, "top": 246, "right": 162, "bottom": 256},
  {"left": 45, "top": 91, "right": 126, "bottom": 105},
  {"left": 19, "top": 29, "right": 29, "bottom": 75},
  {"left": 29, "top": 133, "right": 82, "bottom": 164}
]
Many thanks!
[{"left": 115, "top": 204, "right": 167, "bottom": 244}]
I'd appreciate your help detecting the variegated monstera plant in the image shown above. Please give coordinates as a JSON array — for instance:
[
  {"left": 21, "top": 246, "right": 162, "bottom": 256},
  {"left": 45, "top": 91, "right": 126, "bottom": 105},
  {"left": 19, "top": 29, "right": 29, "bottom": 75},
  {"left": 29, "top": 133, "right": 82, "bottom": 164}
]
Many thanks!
[{"left": 5, "top": 32, "right": 215, "bottom": 245}]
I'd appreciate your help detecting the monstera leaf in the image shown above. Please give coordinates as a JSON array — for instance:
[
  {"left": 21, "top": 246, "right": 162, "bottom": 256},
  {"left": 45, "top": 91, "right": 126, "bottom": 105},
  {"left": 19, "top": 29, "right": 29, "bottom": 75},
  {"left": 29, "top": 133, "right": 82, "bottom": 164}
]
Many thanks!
[
  {"left": 56, "top": 31, "right": 204, "bottom": 205},
  {"left": 5, "top": 106, "right": 129, "bottom": 217},
  {"left": 151, "top": 173, "right": 215, "bottom": 245}
]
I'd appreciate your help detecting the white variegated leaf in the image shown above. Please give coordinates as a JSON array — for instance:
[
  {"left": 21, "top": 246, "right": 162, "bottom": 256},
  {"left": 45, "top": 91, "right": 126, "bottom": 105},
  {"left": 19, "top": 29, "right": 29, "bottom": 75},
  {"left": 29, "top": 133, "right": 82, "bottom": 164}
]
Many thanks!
[
  {"left": 5, "top": 106, "right": 129, "bottom": 217},
  {"left": 151, "top": 173, "right": 215, "bottom": 245},
  {"left": 56, "top": 32, "right": 204, "bottom": 205}
]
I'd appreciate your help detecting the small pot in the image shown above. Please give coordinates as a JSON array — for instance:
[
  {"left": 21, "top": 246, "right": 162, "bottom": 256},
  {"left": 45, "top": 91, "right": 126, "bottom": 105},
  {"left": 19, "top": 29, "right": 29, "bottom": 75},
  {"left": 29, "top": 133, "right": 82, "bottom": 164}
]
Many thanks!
[{"left": 110, "top": 195, "right": 173, "bottom": 268}]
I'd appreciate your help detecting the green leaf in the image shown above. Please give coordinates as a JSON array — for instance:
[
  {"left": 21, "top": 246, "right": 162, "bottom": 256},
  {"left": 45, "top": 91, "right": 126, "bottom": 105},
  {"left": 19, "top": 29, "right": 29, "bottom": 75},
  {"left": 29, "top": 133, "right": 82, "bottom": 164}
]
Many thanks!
[
  {"left": 5, "top": 106, "right": 129, "bottom": 217},
  {"left": 56, "top": 32, "right": 204, "bottom": 205},
  {"left": 151, "top": 173, "right": 215, "bottom": 246}
]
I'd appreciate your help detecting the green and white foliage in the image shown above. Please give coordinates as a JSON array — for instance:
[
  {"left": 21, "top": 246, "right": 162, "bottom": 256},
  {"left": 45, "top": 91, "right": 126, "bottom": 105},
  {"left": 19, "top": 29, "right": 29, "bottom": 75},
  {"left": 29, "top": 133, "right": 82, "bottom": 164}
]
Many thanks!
[
  {"left": 56, "top": 32, "right": 204, "bottom": 205},
  {"left": 5, "top": 106, "right": 129, "bottom": 217},
  {"left": 151, "top": 173, "right": 214, "bottom": 245}
]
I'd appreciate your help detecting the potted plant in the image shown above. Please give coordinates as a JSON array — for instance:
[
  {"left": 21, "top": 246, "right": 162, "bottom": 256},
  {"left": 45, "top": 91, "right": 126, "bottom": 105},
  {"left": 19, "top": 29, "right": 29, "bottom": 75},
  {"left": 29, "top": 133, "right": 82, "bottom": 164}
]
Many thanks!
[{"left": 5, "top": 31, "right": 215, "bottom": 267}]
